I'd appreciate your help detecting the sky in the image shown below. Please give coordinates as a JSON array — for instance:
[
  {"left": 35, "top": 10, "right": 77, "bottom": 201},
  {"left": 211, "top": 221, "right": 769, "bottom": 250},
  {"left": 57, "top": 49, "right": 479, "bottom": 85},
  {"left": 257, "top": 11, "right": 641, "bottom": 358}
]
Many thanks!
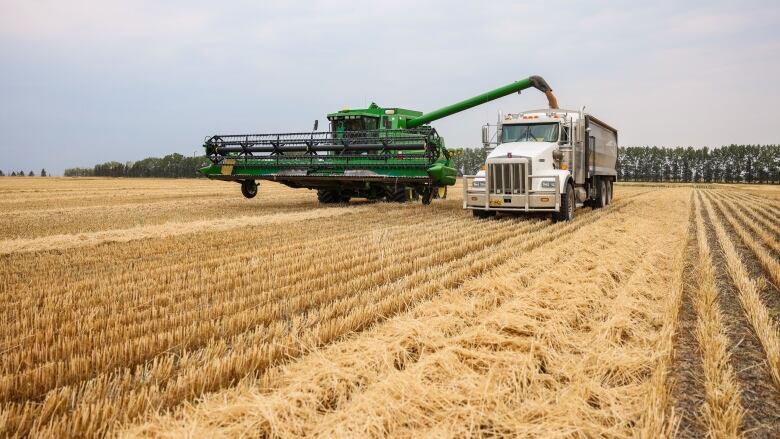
[{"left": 1, "top": 0, "right": 778, "bottom": 175}]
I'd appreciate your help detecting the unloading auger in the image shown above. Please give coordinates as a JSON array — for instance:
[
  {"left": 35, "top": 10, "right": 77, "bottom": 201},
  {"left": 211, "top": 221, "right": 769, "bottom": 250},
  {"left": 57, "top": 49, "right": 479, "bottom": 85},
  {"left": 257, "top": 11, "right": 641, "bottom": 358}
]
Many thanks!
[{"left": 199, "top": 75, "right": 557, "bottom": 204}]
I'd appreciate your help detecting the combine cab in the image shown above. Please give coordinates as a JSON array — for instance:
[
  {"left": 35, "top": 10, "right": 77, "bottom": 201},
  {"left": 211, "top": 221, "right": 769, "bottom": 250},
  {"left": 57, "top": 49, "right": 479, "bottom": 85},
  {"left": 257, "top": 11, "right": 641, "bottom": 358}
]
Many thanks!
[{"left": 200, "top": 75, "right": 558, "bottom": 204}]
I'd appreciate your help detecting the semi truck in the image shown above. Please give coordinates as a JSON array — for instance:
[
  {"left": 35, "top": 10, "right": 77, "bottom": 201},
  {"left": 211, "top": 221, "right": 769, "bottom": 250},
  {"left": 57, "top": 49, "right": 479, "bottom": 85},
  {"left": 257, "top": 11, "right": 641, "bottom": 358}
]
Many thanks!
[
  {"left": 463, "top": 108, "right": 618, "bottom": 221},
  {"left": 199, "top": 76, "right": 559, "bottom": 205}
]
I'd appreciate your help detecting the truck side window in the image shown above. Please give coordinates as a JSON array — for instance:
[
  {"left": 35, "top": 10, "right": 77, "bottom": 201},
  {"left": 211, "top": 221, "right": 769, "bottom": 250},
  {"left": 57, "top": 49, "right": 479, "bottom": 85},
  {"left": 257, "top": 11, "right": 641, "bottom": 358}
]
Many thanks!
[
  {"left": 561, "top": 126, "right": 570, "bottom": 143},
  {"left": 383, "top": 117, "right": 392, "bottom": 130}
]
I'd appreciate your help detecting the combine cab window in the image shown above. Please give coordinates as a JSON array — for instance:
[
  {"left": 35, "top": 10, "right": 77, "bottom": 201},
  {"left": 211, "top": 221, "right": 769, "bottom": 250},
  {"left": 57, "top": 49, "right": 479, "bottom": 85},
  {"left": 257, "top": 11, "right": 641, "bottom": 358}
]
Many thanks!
[
  {"left": 330, "top": 117, "right": 381, "bottom": 155},
  {"left": 336, "top": 117, "right": 379, "bottom": 132},
  {"left": 502, "top": 123, "right": 560, "bottom": 143},
  {"left": 364, "top": 117, "right": 378, "bottom": 131}
]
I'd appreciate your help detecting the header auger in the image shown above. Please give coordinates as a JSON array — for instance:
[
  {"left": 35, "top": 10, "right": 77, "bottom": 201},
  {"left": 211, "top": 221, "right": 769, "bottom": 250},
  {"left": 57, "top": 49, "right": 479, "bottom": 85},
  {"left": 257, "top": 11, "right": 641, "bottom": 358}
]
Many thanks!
[{"left": 199, "top": 75, "right": 557, "bottom": 204}]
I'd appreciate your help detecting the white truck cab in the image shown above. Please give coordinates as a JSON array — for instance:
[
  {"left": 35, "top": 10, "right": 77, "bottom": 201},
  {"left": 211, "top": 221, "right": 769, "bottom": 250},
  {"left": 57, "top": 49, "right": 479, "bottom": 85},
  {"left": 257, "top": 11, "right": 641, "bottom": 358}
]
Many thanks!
[{"left": 464, "top": 108, "right": 617, "bottom": 221}]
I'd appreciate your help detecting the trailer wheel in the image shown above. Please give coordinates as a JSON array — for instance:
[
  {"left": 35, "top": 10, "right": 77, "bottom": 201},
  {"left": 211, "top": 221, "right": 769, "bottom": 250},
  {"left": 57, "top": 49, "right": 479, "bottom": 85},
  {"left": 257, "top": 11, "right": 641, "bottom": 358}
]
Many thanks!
[
  {"left": 553, "top": 184, "right": 575, "bottom": 222},
  {"left": 472, "top": 209, "right": 496, "bottom": 219},
  {"left": 605, "top": 179, "right": 613, "bottom": 205},
  {"left": 594, "top": 178, "right": 607, "bottom": 208},
  {"left": 241, "top": 180, "right": 258, "bottom": 199}
]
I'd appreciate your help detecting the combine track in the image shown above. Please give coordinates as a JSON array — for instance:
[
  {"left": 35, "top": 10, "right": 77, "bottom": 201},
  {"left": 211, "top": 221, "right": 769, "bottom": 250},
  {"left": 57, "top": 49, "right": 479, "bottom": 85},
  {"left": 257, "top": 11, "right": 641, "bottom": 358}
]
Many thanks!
[{"left": 1, "top": 179, "right": 779, "bottom": 438}]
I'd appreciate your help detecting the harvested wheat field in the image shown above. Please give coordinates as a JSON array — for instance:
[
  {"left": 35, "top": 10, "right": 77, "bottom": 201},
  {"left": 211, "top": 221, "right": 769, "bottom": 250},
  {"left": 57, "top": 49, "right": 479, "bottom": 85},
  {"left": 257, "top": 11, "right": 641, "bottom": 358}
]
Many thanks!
[{"left": 1, "top": 178, "right": 779, "bottom": 438}]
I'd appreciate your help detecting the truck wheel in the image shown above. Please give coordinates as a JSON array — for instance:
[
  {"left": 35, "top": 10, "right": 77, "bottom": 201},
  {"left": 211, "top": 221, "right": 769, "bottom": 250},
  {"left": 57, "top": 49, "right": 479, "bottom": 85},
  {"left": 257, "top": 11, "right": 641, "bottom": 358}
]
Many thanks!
[
  {"left": 317, "top": 189, "right": 344, "bottom": 204},
  {"left": 553, "top": 184, "right": 575, "bottom": 222},
  {"left": 385, "top": 186, "right": 408, "bottom": 203},
  {"left": 472, "top": 209, "right": 496, "bottom": 219},
  {"left": 241, "top": 180, "right": 258, "bottom": 199},
  {"left": 594, "top": 178, "right": 607, "bottom": 208},
  {"left": 605, "top": 180, "right": 613, "bottom": 205}
]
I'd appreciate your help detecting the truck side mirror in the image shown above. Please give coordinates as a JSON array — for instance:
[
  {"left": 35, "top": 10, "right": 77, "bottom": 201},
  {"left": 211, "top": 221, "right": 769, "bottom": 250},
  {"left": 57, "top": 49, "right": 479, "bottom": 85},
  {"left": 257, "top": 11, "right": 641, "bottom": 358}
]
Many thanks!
[
  {"left": 313, "top": 120, "right": 319, "bottom": 131},
  {"left": 481, "top": 126, "right": 489, "bottom": 146}
]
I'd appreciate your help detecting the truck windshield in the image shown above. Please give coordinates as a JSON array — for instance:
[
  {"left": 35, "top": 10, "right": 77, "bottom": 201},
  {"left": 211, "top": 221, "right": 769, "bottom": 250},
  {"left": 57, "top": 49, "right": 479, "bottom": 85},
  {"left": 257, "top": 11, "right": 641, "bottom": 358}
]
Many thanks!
[{"left": 502, "top": 123, "right": 559, "bottom": 143}]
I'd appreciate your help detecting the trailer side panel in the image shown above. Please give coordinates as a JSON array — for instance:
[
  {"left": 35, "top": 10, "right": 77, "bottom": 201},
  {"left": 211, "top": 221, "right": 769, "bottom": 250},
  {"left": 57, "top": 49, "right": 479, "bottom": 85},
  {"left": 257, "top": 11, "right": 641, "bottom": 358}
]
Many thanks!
[{"left": 585, "top": 116, "right": 618, "bottom": 177}]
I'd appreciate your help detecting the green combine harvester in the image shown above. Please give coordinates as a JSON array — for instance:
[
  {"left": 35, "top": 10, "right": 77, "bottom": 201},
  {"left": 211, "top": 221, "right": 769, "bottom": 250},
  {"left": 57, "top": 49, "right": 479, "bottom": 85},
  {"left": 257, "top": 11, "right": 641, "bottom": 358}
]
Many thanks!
[{"left": 200, "top": 75, "right": 557, "bottom": 204}]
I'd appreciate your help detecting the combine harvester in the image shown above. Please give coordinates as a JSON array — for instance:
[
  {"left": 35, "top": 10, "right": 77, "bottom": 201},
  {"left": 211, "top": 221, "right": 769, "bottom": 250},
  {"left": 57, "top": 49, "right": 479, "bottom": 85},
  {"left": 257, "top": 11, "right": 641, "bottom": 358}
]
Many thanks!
[{"left": 200, "top": 76, "right": 559, "bottom": 204}]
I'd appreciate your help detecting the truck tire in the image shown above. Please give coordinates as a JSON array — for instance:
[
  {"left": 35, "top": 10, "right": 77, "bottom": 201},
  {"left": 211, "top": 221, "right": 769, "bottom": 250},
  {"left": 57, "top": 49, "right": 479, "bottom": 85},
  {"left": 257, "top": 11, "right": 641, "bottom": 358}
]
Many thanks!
[
  {"left": 553, "top": 184, "right": 575, "bottom": 222},
  {"left": 241, "top": 180, "right": 258, "bottom": 199},
  {"left": 594, "top": 178, "right": 607, "bottom": 208},
  {"left": 385, "top": 186, "right": 408, "bottom": 203},
  {"left": 605, "top": 179, "right": 613, "bottom": 205},
  {"left": 317, "top": 189, "right": 348, "bottom": 204},
  {"left": 472, "top": 209, "right": 496, "bottom": 219}
]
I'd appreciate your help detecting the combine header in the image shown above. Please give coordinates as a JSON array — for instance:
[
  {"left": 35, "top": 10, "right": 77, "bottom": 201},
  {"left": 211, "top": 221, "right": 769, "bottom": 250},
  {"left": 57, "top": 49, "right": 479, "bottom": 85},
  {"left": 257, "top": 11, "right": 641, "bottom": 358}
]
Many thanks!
[{"left": 200, "top": 75, "right": 558, "bottom": 204}]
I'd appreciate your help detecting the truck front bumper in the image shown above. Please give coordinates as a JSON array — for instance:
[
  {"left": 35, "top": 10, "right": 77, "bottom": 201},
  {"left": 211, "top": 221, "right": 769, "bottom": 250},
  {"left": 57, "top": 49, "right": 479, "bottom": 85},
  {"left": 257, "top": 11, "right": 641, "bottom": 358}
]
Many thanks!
[{"left": 462, "top": 175, "right": 561, "bottom": 212}]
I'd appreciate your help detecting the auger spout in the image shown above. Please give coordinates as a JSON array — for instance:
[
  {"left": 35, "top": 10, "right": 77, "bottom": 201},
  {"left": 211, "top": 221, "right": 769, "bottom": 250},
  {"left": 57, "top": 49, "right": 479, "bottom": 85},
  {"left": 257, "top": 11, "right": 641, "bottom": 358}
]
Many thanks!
[{"left": 406, "top": 75, "right": 558, "bottom": 128}]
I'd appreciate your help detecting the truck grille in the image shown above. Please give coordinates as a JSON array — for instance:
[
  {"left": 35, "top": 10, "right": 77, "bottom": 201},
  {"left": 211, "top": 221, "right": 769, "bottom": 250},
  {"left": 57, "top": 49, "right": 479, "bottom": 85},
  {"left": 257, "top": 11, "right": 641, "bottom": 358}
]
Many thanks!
[{"left": 488, "top": 163, "right": 524, "bottom": 194}]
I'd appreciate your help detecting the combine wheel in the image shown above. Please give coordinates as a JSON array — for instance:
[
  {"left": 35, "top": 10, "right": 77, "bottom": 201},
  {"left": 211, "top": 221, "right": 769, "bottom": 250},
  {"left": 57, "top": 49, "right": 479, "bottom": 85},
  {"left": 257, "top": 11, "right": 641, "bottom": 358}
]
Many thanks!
[
  {"left": 241, "top": 180, "right": 258, "bottom": 199},
  {"left": 605, "top": 179, "right": 613, "bottom": 205},
  {"left": 421, "top": 187, "right": 433, "bottom": 205},
  {"left": 553, "top": 183, "right": 575, "bottom": 222},
  {"left": 385, "top": 186, "right": 408, "bottom": 203},
  {"left": 317, "top": 189, "right": 345, "bottom": 204}
]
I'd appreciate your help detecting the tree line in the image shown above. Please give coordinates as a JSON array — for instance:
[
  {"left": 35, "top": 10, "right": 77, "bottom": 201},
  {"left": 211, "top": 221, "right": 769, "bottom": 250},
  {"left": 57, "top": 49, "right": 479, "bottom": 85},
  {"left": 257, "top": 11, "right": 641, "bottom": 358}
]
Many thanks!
[
  {"left": 617, "top": 145, "right": 779, "bottom": 183},
  {"left": 64, "top": 153, "right": 209, "bottom": 178},
  {"left": 451, "top": 144, "right": 779, "bottom": 184},
  {"left": 38, "top": 144, "right": 779, "bottom": 183},
  {"left": 450, "top": 148, "right": 489, "bottom": 177},
  {"left": 0, "top": 169, "right": 47, "bottom": 177}
]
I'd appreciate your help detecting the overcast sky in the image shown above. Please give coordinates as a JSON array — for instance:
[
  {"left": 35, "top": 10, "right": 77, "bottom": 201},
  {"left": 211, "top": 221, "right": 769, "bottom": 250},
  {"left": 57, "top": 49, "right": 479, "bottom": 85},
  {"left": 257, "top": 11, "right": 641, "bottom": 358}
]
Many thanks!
[{"left": 1, "top": 0, "right": 778, "bottom": 174}]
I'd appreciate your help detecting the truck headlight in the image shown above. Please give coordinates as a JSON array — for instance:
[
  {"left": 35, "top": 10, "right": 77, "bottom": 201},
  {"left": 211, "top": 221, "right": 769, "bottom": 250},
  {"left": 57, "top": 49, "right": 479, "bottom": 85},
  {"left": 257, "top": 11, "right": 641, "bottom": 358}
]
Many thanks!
[
  {"left": 540, "top": 180, "right": 556, "bottom": 189},
  {"left": 472, "top": 180, "right": 485, "bottom": 188}
]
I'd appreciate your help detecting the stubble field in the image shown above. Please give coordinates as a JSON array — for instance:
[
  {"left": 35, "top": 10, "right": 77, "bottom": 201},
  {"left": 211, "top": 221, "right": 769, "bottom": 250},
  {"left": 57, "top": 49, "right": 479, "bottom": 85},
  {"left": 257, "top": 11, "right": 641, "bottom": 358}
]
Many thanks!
[{"left": 0, "top": 178, "right": 778, "bottom": 438}]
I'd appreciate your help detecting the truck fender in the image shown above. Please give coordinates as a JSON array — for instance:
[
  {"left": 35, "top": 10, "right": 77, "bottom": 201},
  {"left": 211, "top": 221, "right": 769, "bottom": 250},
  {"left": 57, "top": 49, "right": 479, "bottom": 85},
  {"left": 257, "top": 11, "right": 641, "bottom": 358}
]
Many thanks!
[{"left": 530, "top": 169, "right": 572, "bottom": 193}]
